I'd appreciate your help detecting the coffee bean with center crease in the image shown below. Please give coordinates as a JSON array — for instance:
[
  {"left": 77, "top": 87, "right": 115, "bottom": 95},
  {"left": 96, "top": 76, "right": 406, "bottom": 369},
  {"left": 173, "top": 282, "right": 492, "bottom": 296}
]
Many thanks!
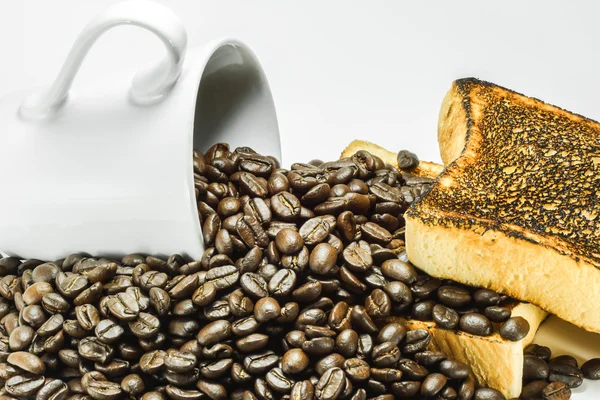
[
  {"left": 129, "top": 312, "right": 160, "bottom": 338},
  {"left": 106, "top": 292, "right": 139, "bottom": 321},
  {"left": 36, "top": 378, "right": 69, "bottom": 400},
  {"left": 149, "top": 287, "right": 171, "bottom": 316},
  {"left": 343, "top": 358, "right": 370, "bottom": 381},
  {"left": 87, "top": 380, "right": 123, "bottom": 400},
  {"left": 165, "top": 350, "right": 197, "bottom": 373},
  {"left": 237, "top": 215, "right": 269, "bottom": 248},
  {"left": 205, "top": 265, "right": 239, "bottom": 290},
  {"left": 291, "top": 380, "right": 315, "bottom": 400},
  {"left": 244, "top": 351, "right": 280, "bottom": 374},
  {"left": 56, "top": 273, "right": 89, "bottom": 298},
  {"left": 316, "top": 367, "right": 346, "bottom": 400},
  {"left": 240, "top": 273, "right": 268, "bottom": 298},
  {"left": 364, "top": 288, "right": 391, "bottom": 318},
  {"left": 78, "top": 337, "right": 114, "bottom": 364},
  {"left": 5, "top": 374, "right": 45, "bottom": 397},
  {"left": 342, "top": 241, "right": 372, "bottom": 272},
  {"left": 549, "top": 362, "right": 584, "bottom": 388},
  {"left": 140, "top": 350, "right": 167, "bottom": 374},
  {"left": 271, "top": 191, "right": 302, "bottom": 221},
  {"left": 75, "top": 304, "right": 101, "bottom": 330},
  {"left": 266, "top": 367, "right": 295, "bottom": 393},
  {"left": 95, "top": 319, "right": 124, "bottom": 344}
]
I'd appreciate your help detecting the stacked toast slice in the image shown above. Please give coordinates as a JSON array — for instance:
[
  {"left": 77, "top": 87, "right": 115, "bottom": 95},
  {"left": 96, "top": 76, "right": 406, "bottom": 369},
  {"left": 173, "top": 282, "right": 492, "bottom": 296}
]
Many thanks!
[{"left": 406, "top": 78, "right": 600, "bottom": 335}]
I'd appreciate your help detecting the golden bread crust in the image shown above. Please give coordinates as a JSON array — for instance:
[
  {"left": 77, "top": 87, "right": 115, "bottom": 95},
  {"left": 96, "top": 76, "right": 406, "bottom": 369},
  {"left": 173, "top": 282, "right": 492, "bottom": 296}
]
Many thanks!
[{"left": 407, "top": 78, "right": 600, "bottom": 333}]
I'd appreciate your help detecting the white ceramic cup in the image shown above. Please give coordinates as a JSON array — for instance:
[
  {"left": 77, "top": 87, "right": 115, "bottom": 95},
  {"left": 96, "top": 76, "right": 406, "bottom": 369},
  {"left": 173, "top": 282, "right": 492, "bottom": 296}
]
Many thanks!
[{"left": 0, "top": 0, "right": 281, "bottom": 261}]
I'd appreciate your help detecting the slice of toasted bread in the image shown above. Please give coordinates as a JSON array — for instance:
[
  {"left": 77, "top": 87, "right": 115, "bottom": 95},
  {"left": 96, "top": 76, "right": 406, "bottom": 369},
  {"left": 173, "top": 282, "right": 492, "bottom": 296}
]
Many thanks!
[
  {"left": 341, "top": 140, "right": 444, "bottom": 178},
  {"left": 384, "top": 302, "right": 547, "bottom": 399},
  {"left": 406, "top": 78, "right": 600, "bottom": 333}
]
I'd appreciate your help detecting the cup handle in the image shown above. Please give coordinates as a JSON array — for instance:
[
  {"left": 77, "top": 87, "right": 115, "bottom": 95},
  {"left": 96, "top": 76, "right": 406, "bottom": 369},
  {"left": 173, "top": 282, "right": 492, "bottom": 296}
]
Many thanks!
[{"left": 19, "top": 0, "right": 187, "bottom": 120}]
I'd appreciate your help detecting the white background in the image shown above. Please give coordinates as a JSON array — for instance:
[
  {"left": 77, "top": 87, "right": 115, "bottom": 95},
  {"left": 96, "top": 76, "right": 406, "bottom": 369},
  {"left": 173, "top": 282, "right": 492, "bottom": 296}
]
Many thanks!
[
  {"left": 1, "top": 1, "right": 600, "bottom": 164},
  {"left": 0, "top": 1, "right": 599, "bottom": 397}
]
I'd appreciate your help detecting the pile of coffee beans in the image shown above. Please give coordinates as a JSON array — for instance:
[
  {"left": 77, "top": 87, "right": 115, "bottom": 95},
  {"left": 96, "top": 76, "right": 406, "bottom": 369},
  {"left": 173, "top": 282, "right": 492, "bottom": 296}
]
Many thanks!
[
  {"left": 520, "top": 345, "right": 600, "bottom": 400},
  {"left": 0, "top": 143, "right": 597, "bottom": 400}
]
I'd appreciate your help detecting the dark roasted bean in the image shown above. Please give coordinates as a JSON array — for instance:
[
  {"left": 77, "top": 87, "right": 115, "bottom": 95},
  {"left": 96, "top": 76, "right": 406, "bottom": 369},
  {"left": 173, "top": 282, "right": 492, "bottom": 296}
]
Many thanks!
[
  {"left": 499, "top": 316, "right": 530, "bottom": 341},
  {"left": 459, "top": 313, "right": 493, "bottom": 336}
]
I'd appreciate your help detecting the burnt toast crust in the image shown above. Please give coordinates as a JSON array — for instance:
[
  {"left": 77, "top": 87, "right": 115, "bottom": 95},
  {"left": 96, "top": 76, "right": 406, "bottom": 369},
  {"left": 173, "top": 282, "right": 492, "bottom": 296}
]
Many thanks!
[{"left": 409, "top": 78, "right": 600, "bottom": 270}]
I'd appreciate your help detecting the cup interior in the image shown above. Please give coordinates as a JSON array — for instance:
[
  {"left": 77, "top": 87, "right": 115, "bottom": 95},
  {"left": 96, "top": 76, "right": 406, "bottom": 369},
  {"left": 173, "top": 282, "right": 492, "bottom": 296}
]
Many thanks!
[{"left": 193, "top": 43, "right": 281, "bottom": 161}]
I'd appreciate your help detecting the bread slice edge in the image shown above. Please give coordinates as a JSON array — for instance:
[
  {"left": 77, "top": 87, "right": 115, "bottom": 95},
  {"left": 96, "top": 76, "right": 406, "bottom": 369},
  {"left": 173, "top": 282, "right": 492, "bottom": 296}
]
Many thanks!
[
  {"left": 405, "top": 214, "right": 600, "bottom": 334},
  {"left": 384, "top": 301, "right": 546, "bottom": 398}
]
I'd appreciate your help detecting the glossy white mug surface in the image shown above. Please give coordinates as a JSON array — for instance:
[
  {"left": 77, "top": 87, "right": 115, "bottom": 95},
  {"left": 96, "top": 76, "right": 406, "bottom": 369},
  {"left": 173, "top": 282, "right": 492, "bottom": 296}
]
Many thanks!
[{"left": 0, "top": 0, "right": 281, "bottom": 261}]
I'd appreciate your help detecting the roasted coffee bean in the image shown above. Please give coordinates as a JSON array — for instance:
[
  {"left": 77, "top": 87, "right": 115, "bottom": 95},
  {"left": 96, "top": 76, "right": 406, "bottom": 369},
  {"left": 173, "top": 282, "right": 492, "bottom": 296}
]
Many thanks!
[
  {"left": 437, "top": 285, "right": 472, "bottom": 308},
  {"left": 41, "top": 293, "right": 69, "bottom": 315},
  {"left": 391, "top": 381, "right": 421, "bottom": 398},
  {"left": 397, "top": 359, "right": 429, "bottom": 380},
  {"left": 342, "top": 241, "right": 372, "bottom": 272},
  {"left": 244, "top": 351, "right": 279, "bottom": 374},
  {"left": 5, "top": 374, "right": 45, "bottom": 397},
  {"left": 432, "top": 304, "right": 460, "bottom": 329},
  {"left": 232, "top": 316, "right": 260, "bottom": 337},
  {"left": 473, "top": 288, "right": 500, "bottom": 307},
  {"left": 473, "top": 387, "right": 504, "bottom": 400},
  {"left": 459, "top": 313, "right": 493, "bottom": 336},
  {"left": 78, "top": 337, "right": 114, "bottom": 364},
  {"left": 197, "top": 320, "right": 231, "bottom": 346},
  {"left": 36, "top": 378, "right": 69, "bottom": 400},
  {"left": 265, "top": 367, "right": 294, "bottom": 393},
  {"left": 548, "top": 362, "right": 584, "bottom": 388},
  {"left": 357, "top": 333, "right": 374, "bottom": 360},
  {"left": 129, "top": 312, "right": 160, "bottom": 338},
  {"left": 374, "top": 323, "right": 405, "bottom": 347},
  {"left": 268, "top": 269, "right": 297, "bottom": 297},
  {"left": 372, "top": 342, "right": 401, "bottom": 367},
  {"left": 439, "top": 359, "right": 471, "bottom": 380},
  {"left": 87, "top": 380, "right": 123, "bottom": 400},
  {"left": 309, "top": 243, "right": 338, "bottom": 275},
  {"left": 414, "top": 351, "right": 447, "bottom": 367},
  {"left": 484, "top": 306, "right": 511, "bottom": 323},
  {"left": 93, "top": 319, "right": 124, "bottom": 344},
  {"left": 237, "top": 333, "right": 269, "bottom": 354},
  {"left": 364, "top": 288, "right": 391, "bottom": 318},
  {"left": 254, "top": 297, "right": 281, "bottom": 322},
  {"left": 343, "top": 358, "right": 370, "bottom": 381},
  {"left": 274, "top": 228, "right": 304, "bottom": 255},
  {"left": 165, "top": 350, "right": 197, "bottom": 373},
  {"left": 8, "top": 325, "right": 34, "bottom": 351},
  {"left": 343, "top": 306, "right": 375, "bottom": 335},
  {"left": 411, "top": 300, "right": 435, "bottom": 321},
  {"left": 315, "top": 367, "right": 346, "bottom": 400},
  {"left": 314, "top": 353, "right": 345, "bottom": 376},
  {"left": 420, "top": 373, "right": 447, "bottom": 397},
  {"left": 140, "top": 350, "right": 167, "bottom": 374},
  {"left": 396, "top": 150, "right": 419, "bottom": 170},
  {"left": 106, "top": 292, "right": 139, "bottom": 321},
  {"left": 523, "top": 354, "right": 551, "bottom": 380},
  {"left": 549, "top": 355, "right": 578, "bottom": 368},
  {"left": 75, "top": 304, "right": 100, "bottom": 330},
  {"left": 278, "top": 302, "right": 300, "bottom": 323},
  {"left": 582, "top": 358, "right": 600, "bottom": 380},
  {"left": 7, "top": 351, "right": 45, "bottom": 375},
  {"left": 525, "top": 344, "right": 552, "bottom": 361},
  {"left": 499, "top": 316, "right": 530, "bottom": 341},
  {"left": 291, "top": 380, "right": 315, "bottom": 400},
  {"left": 302, "top": 337, "right": 335, "bottom": 356},
  {"left": 240, "top": 273, "right": 268, "bottom": 299},
  {"left": 540, "top": 381, "right": 571, "bottom": 400},
  {"left": 336, "top": 329, "right": 359, "bottom": 357}
]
